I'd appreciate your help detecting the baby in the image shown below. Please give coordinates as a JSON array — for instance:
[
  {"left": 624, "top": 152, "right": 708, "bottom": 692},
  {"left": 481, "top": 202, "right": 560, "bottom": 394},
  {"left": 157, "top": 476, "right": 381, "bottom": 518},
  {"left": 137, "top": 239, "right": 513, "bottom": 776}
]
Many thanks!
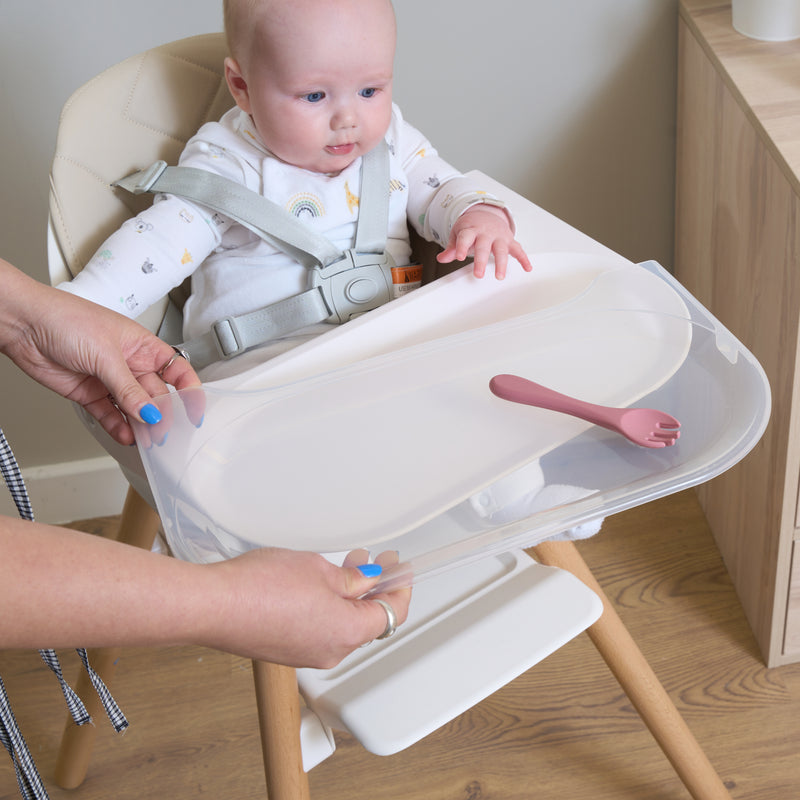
[{"left": 60, "top": 0, "right": 532, "bottom": 371}]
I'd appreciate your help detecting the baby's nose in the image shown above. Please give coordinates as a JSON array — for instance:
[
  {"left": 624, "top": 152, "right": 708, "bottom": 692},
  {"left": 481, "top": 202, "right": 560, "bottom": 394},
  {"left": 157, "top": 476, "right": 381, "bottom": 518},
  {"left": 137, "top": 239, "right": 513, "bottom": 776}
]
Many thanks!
[{"left": 331, "top": 103, "right": 357, "bottom": 129}]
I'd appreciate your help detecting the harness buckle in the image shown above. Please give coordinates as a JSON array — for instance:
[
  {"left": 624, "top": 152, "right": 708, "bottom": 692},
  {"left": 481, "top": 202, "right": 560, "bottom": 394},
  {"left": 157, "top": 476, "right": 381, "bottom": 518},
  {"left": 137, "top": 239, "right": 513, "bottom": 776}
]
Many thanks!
[{"left": 310, "top": 249, "right": 396, "bottom": 324}]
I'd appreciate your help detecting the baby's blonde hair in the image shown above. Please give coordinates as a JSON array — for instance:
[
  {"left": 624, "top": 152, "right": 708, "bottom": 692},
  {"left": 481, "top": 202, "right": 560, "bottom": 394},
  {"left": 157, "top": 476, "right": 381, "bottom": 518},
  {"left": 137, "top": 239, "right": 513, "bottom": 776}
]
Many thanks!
[
  {"left": 223, "top": 0, "right": 395, "bottom": 66},
  {"left": 223, "top": 0, "right": 261, "bottom": 62}
]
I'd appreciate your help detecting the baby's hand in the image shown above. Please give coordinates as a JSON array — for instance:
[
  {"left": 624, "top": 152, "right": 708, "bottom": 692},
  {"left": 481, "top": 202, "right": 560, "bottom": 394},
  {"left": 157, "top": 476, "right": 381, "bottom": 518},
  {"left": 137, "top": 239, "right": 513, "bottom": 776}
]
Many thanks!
[{"left": 436, "top": 204, "right": 533, "bottom": 279}]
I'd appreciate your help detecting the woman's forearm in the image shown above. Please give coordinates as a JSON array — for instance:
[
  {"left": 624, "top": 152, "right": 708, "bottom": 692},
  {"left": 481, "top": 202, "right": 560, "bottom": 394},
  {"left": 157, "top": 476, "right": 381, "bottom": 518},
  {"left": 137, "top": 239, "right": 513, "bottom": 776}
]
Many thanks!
[
  {"left": 0, "top": 259, "right": 43, "bottom": 354},
  {"left": 0, "top": 515, "right": 410, "bottom": 669},
  {"left": 0, "top": 516, "right": 217, "bottom": 651}
]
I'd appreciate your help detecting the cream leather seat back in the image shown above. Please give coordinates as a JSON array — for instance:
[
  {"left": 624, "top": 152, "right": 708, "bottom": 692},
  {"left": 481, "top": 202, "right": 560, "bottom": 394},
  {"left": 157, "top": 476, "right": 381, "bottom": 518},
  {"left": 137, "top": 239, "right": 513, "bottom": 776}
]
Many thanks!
[{"left": 48, "top": 33, "right": 233, "bottom": 334}]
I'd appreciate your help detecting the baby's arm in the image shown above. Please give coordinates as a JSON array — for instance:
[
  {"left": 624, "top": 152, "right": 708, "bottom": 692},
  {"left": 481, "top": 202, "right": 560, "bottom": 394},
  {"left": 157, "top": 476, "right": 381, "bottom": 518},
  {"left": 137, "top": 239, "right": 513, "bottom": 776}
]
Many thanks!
[
  {"left": 398, "top": 118, "right": 532, "bottom": 280},
  {"left": 58, "top": 121, "right": 250, "bottom": 318},
  {"left": 437, "top": 204, "right": 533, "bottom": 280},
  {"left": 58, "top": 195, "right": 223, "bottom": 319}
]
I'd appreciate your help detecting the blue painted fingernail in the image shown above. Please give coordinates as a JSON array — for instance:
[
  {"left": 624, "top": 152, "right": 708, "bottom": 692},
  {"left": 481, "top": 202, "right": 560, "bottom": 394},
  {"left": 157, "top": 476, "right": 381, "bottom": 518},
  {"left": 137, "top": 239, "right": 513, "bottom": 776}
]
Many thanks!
[
  {"left": 140, "top": 403, "right": 162, "bottom": 425},
  {"left": 357, "top": 564, "right": 382, "bottom": 578}
]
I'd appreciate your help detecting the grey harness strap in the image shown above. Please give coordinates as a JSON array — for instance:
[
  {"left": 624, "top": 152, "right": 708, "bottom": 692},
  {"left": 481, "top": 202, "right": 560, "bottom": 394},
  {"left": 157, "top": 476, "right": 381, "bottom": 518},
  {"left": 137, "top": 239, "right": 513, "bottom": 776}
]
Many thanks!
[{"left": 115, "top": 142, "right": 393, "bottom": 368}]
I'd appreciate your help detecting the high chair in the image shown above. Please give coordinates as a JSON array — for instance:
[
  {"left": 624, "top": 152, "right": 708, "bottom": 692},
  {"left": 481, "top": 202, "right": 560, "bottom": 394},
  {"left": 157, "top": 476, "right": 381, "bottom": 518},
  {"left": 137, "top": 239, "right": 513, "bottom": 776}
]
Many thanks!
[{"left": 46, "top": 33, "right": 770, "bottom": 800}]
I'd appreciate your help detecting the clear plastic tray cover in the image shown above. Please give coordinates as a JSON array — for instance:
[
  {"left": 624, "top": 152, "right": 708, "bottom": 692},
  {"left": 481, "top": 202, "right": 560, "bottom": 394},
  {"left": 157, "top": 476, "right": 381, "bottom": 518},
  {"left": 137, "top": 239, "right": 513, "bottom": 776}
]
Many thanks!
[{"left": 133, "top": 259, "right": 769, "bottom": 593}]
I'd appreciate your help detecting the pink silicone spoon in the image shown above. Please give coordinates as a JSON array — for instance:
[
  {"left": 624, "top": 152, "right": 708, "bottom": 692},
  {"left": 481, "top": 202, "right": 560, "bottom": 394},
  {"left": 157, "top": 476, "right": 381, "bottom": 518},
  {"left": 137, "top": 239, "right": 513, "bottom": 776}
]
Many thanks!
[{"left": 489, "top": 374, "right": 680, "bottom": 448}]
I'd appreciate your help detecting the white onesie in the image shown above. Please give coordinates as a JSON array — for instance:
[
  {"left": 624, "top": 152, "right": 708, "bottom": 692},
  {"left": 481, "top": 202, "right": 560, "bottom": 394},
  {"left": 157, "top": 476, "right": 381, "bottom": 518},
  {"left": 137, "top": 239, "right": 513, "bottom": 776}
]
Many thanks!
[{"left": 60, "top": 104, "right": 509, "bottom": 351}]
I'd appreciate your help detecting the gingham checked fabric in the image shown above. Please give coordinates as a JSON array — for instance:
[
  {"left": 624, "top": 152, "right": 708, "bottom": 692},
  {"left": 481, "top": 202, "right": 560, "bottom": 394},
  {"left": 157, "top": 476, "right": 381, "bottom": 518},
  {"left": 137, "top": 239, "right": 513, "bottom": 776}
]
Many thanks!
[
  {"left": 0, "top": 430, "right": 32, "bottom": 522},
  {"left": 0, "top": 428, "right": 128, "bottom": 800}
]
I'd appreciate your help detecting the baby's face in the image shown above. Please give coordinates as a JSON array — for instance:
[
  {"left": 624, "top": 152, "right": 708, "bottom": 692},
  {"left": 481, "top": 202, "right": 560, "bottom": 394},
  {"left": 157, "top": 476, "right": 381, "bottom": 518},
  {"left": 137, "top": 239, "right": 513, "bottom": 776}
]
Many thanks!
[{"left": 227, "top": 0, "right": 395, "bottom": 175}]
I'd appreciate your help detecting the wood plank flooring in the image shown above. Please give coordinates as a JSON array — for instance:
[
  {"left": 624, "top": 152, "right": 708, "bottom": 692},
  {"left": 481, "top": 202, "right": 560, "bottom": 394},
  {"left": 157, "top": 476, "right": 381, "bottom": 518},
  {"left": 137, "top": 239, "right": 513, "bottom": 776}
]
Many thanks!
[{"left": 2, "top": 489, "right": 798, "bottom": 799}]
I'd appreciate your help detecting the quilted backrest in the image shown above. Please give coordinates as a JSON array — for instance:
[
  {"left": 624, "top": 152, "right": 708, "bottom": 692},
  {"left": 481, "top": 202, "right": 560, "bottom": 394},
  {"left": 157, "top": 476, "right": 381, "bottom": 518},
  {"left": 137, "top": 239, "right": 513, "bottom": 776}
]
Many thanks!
[{"left": 48, "top": 33, "right": 233, "bottom": 330}]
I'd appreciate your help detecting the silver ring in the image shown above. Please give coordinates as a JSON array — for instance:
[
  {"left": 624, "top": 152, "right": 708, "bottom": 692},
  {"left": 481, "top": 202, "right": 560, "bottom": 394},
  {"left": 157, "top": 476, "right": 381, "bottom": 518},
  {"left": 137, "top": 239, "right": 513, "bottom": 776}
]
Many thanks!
[
  {"left": 372, "top": 598, "right": 397, "bottom": 640},
  {"left": 157, "top": 346, "right": 190, "bottom": 377}
]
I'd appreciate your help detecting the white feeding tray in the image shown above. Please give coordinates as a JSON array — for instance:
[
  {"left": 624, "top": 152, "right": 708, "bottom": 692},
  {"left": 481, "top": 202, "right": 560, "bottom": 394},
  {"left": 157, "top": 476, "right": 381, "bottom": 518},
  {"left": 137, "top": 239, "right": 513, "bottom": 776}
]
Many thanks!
[{"left": 135, "top": 256, "right": 704, "bottom": 561}]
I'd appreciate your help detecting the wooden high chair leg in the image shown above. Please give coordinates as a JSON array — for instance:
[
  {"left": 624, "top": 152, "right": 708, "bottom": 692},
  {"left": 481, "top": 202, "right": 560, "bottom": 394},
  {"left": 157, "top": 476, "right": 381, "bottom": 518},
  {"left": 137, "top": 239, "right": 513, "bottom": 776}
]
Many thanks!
[
  {"left": 530, "top": 539, "right": 732, "bottom": 800},
  {"left": 252, "top": 661, "right": 311, "bottom": 800},
  {"left": 54, "top": 486, "right": 161, "bottom": 790}
]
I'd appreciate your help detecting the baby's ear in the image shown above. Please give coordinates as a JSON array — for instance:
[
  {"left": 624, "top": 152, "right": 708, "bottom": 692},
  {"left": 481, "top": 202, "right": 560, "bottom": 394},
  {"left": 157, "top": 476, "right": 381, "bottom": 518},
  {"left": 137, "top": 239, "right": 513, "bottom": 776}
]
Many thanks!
[{"left": 224, "top": 57, "right": 251, "bottom": 112}]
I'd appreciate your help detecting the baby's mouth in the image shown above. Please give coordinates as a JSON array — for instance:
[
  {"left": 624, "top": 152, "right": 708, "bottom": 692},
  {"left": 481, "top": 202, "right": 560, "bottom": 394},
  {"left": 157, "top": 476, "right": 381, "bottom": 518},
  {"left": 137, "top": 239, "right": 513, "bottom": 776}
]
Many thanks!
[{"left": 326, "top": 143, "right": 355, "bottom": 156}]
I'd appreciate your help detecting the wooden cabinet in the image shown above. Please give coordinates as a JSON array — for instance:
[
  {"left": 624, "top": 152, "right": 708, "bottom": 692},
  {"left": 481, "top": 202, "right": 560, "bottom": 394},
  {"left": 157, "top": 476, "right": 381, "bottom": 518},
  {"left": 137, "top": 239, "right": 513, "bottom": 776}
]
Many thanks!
[{"left": 675, "top": 1, "right": 800, "bottom": 665}]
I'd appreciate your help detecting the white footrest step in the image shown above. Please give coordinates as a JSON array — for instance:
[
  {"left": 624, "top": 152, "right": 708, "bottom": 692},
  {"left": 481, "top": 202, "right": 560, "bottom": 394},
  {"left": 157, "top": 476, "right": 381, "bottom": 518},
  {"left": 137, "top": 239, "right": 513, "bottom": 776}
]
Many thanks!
[{"left": 298, "top": 549, "right": 602, "bottom": 758}]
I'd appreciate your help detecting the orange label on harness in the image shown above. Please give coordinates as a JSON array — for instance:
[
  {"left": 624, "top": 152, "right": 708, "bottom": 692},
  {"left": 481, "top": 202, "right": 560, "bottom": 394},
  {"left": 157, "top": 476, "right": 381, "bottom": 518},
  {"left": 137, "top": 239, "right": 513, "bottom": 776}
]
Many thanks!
[{"left": 391, "top": 264, "right": 423, "bottom": 298}]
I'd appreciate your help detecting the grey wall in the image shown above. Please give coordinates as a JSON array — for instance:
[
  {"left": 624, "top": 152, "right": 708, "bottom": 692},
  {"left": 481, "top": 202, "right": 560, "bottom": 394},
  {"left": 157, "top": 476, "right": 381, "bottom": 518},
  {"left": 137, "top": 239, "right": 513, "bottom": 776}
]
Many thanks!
[{"left": 0, "top": 0, "right": 678, "bottom": 469}]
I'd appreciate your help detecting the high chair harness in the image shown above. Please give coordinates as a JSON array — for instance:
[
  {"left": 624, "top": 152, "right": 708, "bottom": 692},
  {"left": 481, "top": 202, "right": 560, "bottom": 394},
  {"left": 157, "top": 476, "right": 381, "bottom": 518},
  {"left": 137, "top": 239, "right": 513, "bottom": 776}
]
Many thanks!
[{"left": 115, "top": 142, "right": 395, "bottom": 369}]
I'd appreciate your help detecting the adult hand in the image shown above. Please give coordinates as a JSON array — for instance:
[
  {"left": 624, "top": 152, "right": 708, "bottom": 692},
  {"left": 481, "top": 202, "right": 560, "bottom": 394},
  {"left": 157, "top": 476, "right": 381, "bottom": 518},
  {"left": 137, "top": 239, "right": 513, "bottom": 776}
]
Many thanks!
[
  {"left": 0, "top": 259, "right": 201, "bottom": 446},
  {"left": 206, "top": 548, "right": 412, "bottom": 668}
]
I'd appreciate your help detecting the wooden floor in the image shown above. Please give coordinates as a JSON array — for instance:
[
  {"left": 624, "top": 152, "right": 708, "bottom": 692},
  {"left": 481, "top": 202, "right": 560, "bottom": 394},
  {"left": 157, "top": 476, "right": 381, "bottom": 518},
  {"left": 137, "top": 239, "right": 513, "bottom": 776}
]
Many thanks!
[{"left": 2, "top": 489, "right": 799, "bottom": 800}]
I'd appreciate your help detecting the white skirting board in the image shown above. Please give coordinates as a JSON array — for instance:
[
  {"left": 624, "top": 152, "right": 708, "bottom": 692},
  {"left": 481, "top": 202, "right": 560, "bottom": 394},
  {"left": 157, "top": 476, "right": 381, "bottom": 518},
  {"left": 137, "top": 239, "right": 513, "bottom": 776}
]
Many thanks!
[{"left": 0, "top": 455, "right": 129, "bottom": 524}]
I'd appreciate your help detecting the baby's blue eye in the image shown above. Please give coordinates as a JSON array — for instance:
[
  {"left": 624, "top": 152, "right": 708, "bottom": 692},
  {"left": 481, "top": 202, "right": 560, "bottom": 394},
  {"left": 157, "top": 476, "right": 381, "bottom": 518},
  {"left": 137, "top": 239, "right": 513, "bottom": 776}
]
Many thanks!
[
  {"left": 359, "top": 88, "right": 377, "bottom": 98},
  {"left": 304, "top": 91, "right": 325, "bottom": 103}
]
